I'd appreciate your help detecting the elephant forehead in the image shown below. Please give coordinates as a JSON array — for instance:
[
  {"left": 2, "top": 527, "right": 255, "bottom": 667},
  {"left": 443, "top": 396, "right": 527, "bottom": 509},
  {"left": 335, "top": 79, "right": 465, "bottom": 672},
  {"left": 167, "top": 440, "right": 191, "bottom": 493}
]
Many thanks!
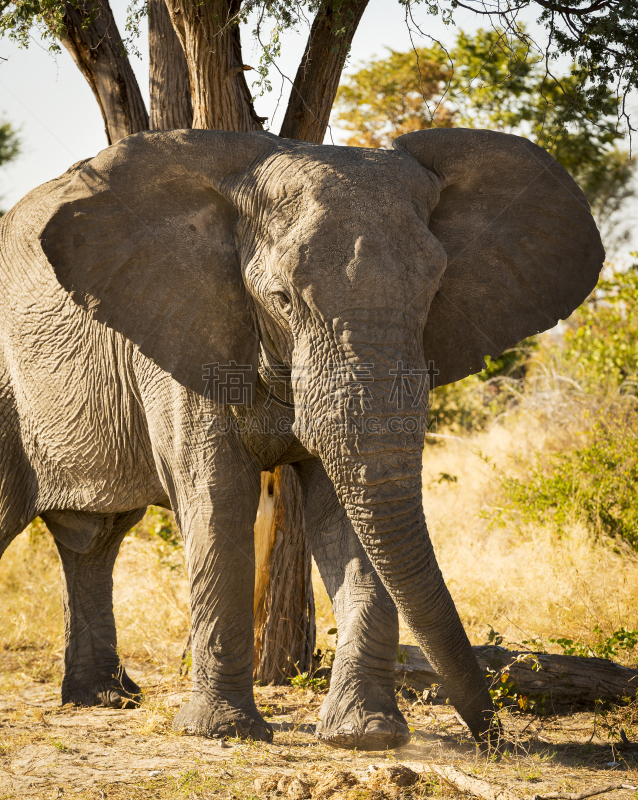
[
  {"left": 264, "top": 177, "right": 435, "bottom": 268},
  {"left": 258, "top": 146, "right": 438, "bottom": 227},
  {"left": 247, "top": 146, "right": 445, "bottom": 310},
  {"left": 266, "top": 160, "right": 442, "bottom": 271},
  {"left": 269, "top": 202, "right": 446, "bottom": 317},
  {"left": 272, "top": 211, "right": 438, "bottom": 271}
]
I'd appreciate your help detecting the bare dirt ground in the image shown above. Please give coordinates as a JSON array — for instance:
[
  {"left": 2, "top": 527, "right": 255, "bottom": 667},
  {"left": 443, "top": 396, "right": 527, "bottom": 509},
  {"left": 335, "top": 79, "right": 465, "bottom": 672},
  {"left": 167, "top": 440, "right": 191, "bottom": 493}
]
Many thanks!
[
  {"left": 1, "top": 662, "right": 637, "bottom": 800},
  {"left": 5, "top": 418, "right": 638, "bottom": 799}
]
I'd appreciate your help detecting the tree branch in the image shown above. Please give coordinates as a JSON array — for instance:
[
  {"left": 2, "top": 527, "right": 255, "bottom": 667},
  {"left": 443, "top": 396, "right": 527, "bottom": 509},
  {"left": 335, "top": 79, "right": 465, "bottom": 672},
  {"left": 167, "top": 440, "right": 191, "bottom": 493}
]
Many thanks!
[
  {"left": 528, "top": 0, "right": 614, "bottom": 16},
  {"left": 279, "top": 0, "right": 370, "bottom": 144},
  {"left": 59, "top": 0, "right": 148, "bottom": 143},
  {"left": 148, "top": 0, "right": 192, "bottom": 130}
]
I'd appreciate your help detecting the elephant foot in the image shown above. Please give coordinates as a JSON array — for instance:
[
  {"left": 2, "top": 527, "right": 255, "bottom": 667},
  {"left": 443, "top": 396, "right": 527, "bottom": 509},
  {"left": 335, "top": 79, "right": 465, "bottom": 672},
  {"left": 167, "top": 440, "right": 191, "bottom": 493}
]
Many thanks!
[
  {"left": 316, "top": 679, "right": 410, "bottom": 751},
  {"left": 62, "top": 668, "right": 142, "bottom": 709},
  {"left": 173, "top": 695, "right": 274, "bottom": 742}
]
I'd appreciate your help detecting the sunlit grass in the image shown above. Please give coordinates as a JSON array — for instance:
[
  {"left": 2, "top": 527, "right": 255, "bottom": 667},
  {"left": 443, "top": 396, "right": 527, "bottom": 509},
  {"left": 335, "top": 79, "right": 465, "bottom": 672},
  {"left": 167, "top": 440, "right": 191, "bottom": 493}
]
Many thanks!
[
  {"left": 3, "top": 376, "right": 638, "bottom": 686},
  {"left": 420, "top": 404, "right": 638, "bottom": 662}
]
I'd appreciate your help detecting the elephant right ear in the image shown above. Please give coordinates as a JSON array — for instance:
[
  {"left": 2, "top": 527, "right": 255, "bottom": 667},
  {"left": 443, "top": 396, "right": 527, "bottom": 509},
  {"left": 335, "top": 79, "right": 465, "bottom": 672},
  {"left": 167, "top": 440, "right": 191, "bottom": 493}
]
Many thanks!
[{"left": 40, "top": 129, "right": 276, "bottom": 397}]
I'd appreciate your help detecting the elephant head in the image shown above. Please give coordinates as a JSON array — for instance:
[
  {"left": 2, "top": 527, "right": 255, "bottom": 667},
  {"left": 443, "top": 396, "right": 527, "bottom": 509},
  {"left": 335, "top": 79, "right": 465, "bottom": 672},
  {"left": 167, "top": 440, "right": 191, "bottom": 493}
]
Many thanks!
[{"left": 40, "top": 128, "right": 604, "bottom": 742}]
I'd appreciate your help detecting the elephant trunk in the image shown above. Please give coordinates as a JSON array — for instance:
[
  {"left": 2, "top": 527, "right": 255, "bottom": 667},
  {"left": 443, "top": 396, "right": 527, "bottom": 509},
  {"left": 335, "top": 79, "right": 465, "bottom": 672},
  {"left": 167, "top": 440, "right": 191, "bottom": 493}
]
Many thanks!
[
  {"left": 300, "top": 346, "right": 497, "bottom": 742},
  {"left": 333, "top": 443, "right": 494, "bottom": 741}
]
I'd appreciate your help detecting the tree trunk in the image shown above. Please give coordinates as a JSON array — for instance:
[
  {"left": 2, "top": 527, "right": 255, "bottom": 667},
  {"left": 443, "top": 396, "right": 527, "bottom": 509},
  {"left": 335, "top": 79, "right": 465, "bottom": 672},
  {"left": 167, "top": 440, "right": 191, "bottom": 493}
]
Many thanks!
[
  {"left": 253, "top": 467, "right": 315, "bottom": 683},
  {"left": 163, "top": 0, "right": 264, "bottom": 132},
  {"left": 148, "top": 0, "right": 193, "bottom": 129},
  {"left": 59, "top": 0, "right": 148, "bottom": 143},
  {"left": 396, "top": 644, "right": 638, "bottom": 712},
  {"left": 279, "top": 0, "right": 370, "bottom": 144},
  {"left": 161, "top": 0, "right": 316, "bottom": 681}
]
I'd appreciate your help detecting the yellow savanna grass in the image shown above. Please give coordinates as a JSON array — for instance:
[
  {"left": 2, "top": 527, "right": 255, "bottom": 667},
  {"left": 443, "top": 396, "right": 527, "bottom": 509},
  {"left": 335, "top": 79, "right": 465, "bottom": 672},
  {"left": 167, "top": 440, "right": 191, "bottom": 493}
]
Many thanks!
[
  {"left": 418, "top": 394, "right": 638, "bottom": 661},
  {"left": 2, "top": 391, "right": 638, "bottom": 685}
]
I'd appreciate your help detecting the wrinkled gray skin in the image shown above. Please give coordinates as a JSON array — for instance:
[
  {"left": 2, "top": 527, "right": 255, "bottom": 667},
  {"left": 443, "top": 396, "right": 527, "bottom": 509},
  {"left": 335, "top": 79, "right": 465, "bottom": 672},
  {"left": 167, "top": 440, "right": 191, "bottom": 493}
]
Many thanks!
[{"left": 0, "top": 129, "right": 603, "bottom": 750}]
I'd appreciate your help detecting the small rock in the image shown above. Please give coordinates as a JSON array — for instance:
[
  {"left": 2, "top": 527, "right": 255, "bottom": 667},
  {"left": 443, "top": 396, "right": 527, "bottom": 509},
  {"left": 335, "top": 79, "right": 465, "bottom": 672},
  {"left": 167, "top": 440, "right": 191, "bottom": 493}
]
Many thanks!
[
  {"left": 149, "top": 770, "right": 161, "bottom": 777},
  {"left": 367, "top": 765, "right": 420, "bottom": 789},
  {"left": 254, "top": 777, "right": 279, "bottom": 795},
  {"left": 288, "top": 777, "right": 311, "bottom": 800},
  {"left": 312, "top": 769, "right": 357, "bottom": 799},
  {"left": 216, "top": 737, "right": 230, "bottom": 748}
]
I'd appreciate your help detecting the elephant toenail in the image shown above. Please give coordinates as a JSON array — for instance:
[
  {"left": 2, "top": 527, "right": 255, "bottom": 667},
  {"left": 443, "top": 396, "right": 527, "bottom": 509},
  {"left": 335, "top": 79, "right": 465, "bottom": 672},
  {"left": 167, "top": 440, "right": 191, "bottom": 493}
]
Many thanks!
[{"left": 364, "top": 720, "right": 393, "bottom": 734}]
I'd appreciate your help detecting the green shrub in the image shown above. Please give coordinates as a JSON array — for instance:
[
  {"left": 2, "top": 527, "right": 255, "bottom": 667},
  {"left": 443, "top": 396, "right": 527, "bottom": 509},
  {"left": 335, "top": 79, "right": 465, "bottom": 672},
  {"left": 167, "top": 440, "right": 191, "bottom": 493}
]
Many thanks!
[
  {"left": 525, "top": 625, "right": 638, "bottom": 660},
  {"left": 288, "top": 672, "right": 328, "bottom": 692},
  {"left": 549, "top": 626, "right": 638, "bottom": 659},
  {"left": 498, "top": 411, "right": 638, "bottom": 548},
  {"left": 429, "top": 339, "right": 537, "bottom": 433},
  {"left": 428, "top": 373, "right": 497, "bottom": 433},
  {"left": 560, "top": 264, "right": 638, "bottom": 392}
]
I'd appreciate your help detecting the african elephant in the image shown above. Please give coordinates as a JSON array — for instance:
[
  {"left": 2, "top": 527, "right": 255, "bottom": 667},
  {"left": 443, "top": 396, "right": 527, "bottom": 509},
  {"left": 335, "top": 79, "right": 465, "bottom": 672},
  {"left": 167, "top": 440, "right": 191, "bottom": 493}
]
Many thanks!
[{"left": 0, "top": 128, "right": 603, "bottom": 750}]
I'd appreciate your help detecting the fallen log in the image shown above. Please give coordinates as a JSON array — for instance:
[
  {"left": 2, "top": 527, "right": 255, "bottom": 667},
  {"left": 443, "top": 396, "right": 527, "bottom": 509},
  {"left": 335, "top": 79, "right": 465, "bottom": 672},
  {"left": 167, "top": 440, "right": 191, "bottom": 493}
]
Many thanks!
[
  {"left": 395, "top": 644, "right": 638, "bottom": 712},
  {"left": 375, "top": 763, "right": 522, "bottom": 800},
  {"left": 419, "top": 764, "right": 521, "bottom": 800}
]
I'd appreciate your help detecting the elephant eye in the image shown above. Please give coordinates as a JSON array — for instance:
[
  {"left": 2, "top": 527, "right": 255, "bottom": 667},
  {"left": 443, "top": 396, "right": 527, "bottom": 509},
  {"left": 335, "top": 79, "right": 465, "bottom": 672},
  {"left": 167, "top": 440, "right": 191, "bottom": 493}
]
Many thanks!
[{"left": 273, "top": 290, "right": 293, "bottom": 317}]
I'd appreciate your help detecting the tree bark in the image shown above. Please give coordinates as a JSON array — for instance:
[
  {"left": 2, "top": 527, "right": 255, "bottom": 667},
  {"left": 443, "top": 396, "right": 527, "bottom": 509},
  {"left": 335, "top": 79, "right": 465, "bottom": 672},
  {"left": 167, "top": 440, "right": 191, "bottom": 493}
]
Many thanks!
[
  {"left": 161, "top": 0, "right": 315, "bottom": 681},
  {"left": 279, "top": 0, "right": 370, "bottom": 144},
  {"left": 396, "top": 644, "right": 638, "bottom": 712},
  {"left": 59, "top": 0, "right": 148, "bottom": 143},
  {"left": 148, "top": 0, "right": 193, "bottom": 129},
  {"left": 253, "top": 467, "right": 316, "bottom": 684},
  {"left": 163, "top": 0, "right": 263, "bottom": 132}
]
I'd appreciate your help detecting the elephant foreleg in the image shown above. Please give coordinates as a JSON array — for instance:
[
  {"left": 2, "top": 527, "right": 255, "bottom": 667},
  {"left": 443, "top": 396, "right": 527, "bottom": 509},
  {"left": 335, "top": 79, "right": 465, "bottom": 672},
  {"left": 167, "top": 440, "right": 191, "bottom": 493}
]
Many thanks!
[
  {"left": 153, "top": 428, "right": 271, "bottom": 741},
  {"left": 296, "top": 459, "right": 410, "bottom": 751},
  {"left": 43, "top": 508, "right": 145, "bottom": 708}
]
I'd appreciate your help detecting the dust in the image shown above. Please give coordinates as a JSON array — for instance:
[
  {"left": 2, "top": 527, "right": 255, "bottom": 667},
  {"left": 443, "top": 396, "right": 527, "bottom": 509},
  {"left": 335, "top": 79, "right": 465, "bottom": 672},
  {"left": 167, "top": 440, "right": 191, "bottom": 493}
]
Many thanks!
[{"left": 1, "top": 670, "right": 637, "bottom": 799}]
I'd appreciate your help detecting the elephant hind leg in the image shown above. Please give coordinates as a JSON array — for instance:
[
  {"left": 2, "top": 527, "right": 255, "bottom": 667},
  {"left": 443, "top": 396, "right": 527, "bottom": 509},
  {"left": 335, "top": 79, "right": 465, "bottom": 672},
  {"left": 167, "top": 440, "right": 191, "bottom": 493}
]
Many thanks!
[
  {"left": 42, "top": 507, "right": 146, "bottom": 709},
  {"left": 0, "top": 494, "right": 34, "bottom": 560}
]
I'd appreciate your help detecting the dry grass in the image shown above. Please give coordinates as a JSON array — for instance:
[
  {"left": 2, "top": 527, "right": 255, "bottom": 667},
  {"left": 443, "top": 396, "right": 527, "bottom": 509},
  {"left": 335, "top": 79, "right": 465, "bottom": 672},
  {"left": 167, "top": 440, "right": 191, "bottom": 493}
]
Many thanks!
[
  {"left": 1, "top": 677, "right": 637, "bottom": 798},
  {"left": 3, "top": 397, "right": 638, "bottom": 797},
  {"left": 418, "top": 396, "right": 638, "bottom": 659},
  {"left": 109, "top": 510, "right": 190, "bottom": 673},
  {"left": 0, "top": 520, "right": 65, "bottom": 695}
]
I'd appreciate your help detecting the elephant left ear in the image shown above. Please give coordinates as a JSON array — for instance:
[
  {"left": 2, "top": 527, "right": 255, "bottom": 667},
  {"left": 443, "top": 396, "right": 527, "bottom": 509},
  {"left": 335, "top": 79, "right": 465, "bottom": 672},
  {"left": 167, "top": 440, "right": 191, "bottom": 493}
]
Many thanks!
[{"left": 393, "top": 128, "right": 605, "bottom": 387}]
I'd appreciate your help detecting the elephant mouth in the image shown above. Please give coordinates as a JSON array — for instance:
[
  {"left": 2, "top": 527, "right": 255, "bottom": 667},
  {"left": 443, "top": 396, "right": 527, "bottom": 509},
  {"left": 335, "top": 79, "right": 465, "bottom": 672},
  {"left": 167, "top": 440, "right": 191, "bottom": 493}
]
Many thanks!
[{"left": 258, "top": 345, "right": 295, "bottom": 409}]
